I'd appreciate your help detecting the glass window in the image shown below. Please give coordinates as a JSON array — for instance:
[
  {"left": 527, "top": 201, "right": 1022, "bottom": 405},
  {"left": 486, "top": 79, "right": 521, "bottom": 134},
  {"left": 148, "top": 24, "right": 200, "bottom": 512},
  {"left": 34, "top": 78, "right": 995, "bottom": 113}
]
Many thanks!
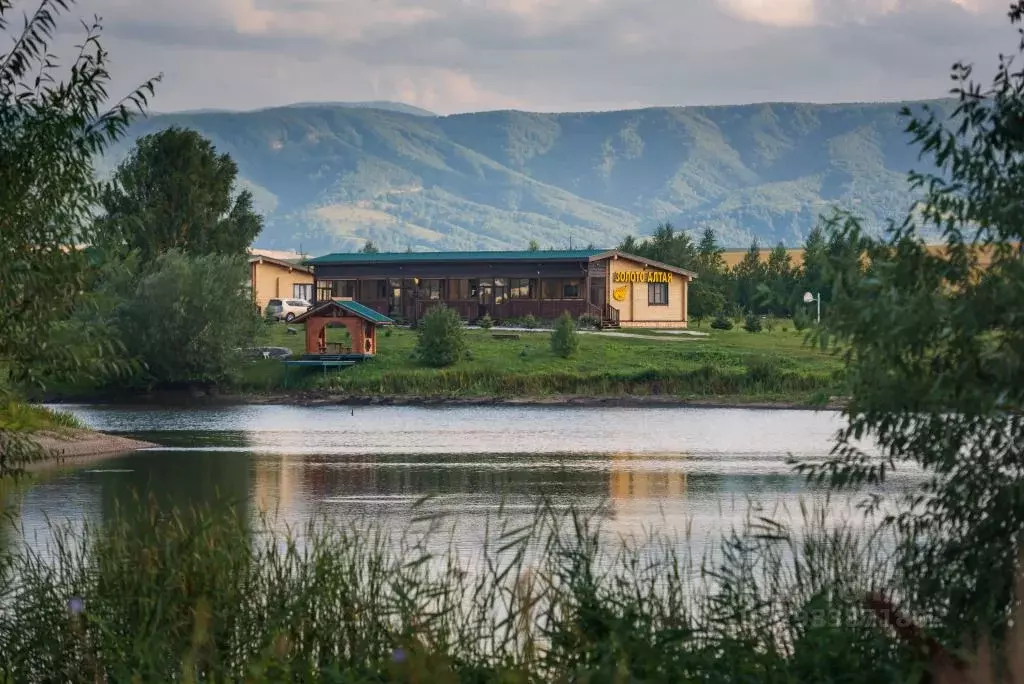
[
  {"left": 648, "top": 282, "right": 669, "bottom": 305},
  {"left": 292, "top": 284, "right": 312, "bottom": 301},
  {"left": 316, "top": 283, "right": 332, "bottom": 301},
  {"left": 422, "top": 279, "right": 443, "bottom": 300},
  {"left": 331, "top": 280, "right": 356, "bottom": 298},
  {"left": 450, "top": 279, "right": 470, "bottom": 299},
  {"left": 510, "top": 278, "right": 536, "bottom": 299},
  {"left": 562, "top": 280, "right": 581, "bottom": 299},
  {"left": 541, "top": 279, "right": 559, "bottom": 300}
]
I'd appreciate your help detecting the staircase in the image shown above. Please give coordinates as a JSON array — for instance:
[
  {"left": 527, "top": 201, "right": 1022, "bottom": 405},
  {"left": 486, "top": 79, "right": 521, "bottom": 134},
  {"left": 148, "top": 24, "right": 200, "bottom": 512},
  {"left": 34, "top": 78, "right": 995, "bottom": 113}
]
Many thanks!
[{"left": 599, "top": 304, "right": 620, "bottom": 330}]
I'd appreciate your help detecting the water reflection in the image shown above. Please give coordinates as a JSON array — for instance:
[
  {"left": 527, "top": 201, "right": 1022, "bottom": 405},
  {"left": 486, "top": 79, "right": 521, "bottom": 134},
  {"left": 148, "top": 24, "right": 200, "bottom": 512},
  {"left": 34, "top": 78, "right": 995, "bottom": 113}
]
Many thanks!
[{"left": 8, "top": 405, "right": 915, "bottom": 556}]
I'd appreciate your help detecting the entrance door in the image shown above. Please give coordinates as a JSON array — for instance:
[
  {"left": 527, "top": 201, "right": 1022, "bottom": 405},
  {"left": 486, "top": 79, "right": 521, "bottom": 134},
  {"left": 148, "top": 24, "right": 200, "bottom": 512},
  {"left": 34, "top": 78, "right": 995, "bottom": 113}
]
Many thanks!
[
  {"left": 477, "top": 279, "right": 493, "bottom": 319},
  {"left": 589, "top": 277, "right": 607, "bottom": 312}
]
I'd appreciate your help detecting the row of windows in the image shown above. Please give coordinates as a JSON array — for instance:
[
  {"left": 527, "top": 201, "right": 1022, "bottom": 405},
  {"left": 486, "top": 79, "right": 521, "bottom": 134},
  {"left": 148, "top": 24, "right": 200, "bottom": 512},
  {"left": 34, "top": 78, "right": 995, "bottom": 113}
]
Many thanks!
[
  {"left": 318, "top": 278, "right": 584, "bottom": 301},
  {"left": 312, "top": 279, "right": 670, "bottom": 305}
]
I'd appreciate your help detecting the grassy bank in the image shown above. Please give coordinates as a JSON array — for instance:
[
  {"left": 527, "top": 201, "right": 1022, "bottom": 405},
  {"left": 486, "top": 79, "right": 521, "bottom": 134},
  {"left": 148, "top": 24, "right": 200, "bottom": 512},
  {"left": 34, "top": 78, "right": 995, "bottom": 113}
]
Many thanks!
[
  {"left": 239, "top": 322, "right": 845, "bottom": 405},
  {"left": 0, "top": 499, "right": 918, "bottom": 682}
]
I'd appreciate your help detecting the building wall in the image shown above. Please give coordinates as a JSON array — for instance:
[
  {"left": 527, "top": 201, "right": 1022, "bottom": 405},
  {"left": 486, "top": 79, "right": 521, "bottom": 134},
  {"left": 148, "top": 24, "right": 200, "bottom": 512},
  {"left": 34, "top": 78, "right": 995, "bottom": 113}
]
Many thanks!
[
  {"left": 251, "top": 260, "right": 314, "bottom": 311},
  {"left": 606, "top": 255, "right": 688, "bottom": 327}
]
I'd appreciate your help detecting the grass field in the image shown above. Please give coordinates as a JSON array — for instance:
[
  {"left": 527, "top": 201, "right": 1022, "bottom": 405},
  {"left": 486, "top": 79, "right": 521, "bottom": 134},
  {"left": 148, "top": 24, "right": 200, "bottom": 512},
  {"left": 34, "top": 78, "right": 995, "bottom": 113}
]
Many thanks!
[{"left": 240, "top": 321, "right": 845, "bottom": 404}]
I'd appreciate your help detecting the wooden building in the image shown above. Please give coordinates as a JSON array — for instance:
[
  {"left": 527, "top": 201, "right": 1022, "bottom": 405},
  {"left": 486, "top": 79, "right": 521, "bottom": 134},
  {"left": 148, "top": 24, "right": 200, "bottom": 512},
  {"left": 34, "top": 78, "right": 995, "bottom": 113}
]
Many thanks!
[
  {"left": 248, "top": 253, "right": 314, "bottom": 311},
  {"left": 305, "top": 249, "right": 695, "bottom": 328},
  {"left": 290, "top": 299, "right": 393, "bottom": 357}
]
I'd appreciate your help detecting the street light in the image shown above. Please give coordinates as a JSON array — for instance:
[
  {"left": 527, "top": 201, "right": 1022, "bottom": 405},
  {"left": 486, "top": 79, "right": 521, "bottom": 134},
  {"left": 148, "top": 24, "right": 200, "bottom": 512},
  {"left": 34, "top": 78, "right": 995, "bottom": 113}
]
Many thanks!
[{"left": 803, "top": 291, "right": 821, "bottom": 324}]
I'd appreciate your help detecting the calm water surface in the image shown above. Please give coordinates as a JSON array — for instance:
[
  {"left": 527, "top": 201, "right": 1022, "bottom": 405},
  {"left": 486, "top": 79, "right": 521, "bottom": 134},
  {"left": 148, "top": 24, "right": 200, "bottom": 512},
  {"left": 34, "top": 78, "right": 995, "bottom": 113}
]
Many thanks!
[{"left": 12, "top": 405, "right": 913, "bottom": 556}]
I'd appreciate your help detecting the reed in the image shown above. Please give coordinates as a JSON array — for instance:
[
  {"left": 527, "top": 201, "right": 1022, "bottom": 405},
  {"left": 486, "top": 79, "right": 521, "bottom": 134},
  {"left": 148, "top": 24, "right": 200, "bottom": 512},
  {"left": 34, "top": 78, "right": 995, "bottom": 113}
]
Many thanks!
[{"left": 0, "top": 497, "right": 925, "bottom": 682}]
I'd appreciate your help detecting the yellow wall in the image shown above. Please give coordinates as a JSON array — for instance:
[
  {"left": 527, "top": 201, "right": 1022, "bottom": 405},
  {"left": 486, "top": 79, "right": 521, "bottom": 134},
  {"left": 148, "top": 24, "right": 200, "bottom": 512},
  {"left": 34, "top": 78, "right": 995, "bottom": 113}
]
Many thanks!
[
  {"left": 251, "top": 259, "right": 314, "bottom": 310},
  {"left": 607, "top": 255, "right": 689, "bottom": 328}
]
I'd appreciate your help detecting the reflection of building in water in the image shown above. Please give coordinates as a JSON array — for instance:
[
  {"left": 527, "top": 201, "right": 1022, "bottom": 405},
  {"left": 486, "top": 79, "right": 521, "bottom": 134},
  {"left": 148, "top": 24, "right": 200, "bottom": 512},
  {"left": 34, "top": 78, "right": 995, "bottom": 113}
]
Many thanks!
[
  {"left": 252, "top": 455, "right": 295, "bottom": 515},
  {"left": 608, "top": 452, "right": 688, "bottom": 502}
]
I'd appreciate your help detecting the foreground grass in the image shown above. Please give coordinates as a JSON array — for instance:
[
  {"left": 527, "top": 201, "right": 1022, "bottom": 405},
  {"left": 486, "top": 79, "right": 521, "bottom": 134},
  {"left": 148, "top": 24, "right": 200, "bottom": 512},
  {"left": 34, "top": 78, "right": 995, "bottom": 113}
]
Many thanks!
[
  {"left": 0, "top": 499, "right": 918, "bottom": 682},
  {"left": 240, "top": 322, "right": 845, "bottom": 404},
  {"left": 0, "top": 402, "right": 83, "bottom": 433}
]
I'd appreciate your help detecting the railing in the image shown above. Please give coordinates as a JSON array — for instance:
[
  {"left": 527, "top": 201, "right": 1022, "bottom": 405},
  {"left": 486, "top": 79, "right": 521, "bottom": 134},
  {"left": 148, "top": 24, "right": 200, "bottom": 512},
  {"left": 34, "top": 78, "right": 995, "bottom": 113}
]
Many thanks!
[{"left": 603, "top": 304, "right": 620, "bottom": 326}]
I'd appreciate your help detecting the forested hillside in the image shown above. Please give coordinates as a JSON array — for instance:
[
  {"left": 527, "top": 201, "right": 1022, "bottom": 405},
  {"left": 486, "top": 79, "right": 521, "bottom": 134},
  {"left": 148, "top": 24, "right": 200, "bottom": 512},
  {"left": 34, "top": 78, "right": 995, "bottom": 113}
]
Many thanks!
[{"left": 100, "top": 100, "right": 952, "bottom": 253}]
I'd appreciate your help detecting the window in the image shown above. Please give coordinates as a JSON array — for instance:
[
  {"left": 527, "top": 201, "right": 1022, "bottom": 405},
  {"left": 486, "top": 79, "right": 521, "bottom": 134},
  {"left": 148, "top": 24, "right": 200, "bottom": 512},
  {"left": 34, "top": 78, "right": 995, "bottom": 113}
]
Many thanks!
[
  {"left": 541, "top": 279, "right": 560, "bottom": 300},
  {"left": 334, "top": 280, "right": 357, "bottom": 298},
  {"left": 648, "top": 282, "right": 669, "bottom": 305},
  {"left": 268, "top": 299, "right": 282, "bottom": 306},
  {"left": 562, "top": 280, "right": 581, "bottom": 299},
  {"left": 316, "top": 282, "right": 332, "bottom": 301},
  {"left": 292, "top": 284, "right": 312, "bottom": 301},
  {"left": 361, "top": 279, "right": 388, "bottom": 300},
  {"left": 421, "top": 279, "right": 443, "bottom": 299},
  {"left": 540, "top": 279, "right": 581, "bottom": 299},
  {"left": 286, "top": 299, "right": 306, "bottom": 307},
  {"left": 509, "top": 278, "right": 536, "bottom": 299}
]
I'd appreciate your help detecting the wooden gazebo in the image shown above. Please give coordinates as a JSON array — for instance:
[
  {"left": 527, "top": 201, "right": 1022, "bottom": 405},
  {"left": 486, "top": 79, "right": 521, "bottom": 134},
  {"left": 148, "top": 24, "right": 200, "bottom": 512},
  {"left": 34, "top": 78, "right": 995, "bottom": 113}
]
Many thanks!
[{"left": 290, "top": 300, "right": 394, "bottom": 359}]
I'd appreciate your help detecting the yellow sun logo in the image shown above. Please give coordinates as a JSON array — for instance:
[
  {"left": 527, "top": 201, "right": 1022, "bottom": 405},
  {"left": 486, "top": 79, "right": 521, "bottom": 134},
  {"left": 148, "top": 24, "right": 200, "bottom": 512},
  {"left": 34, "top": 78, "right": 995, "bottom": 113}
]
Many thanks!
[{"left": 612, "top": 286, "right": 628, "bottom": 302}]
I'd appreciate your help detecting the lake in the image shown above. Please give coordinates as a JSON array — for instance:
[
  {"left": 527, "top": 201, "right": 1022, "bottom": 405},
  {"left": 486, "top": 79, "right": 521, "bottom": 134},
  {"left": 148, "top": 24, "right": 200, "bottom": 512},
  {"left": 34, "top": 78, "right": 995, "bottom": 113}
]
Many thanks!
[{"left": 9, "top": 404, "right": 913, "bottom": 559}]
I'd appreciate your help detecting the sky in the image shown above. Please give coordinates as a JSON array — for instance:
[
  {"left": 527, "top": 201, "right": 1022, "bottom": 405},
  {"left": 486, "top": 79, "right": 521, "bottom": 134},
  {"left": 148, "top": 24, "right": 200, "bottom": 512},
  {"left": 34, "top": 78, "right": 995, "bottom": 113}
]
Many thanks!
[{"left": 50, "top": 0, "right": 1022, "bottom": 114}]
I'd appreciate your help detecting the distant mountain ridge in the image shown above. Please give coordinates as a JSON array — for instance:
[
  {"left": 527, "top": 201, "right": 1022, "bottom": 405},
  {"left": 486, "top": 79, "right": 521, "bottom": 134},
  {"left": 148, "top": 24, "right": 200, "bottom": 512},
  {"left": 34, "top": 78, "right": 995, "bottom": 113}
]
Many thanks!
[{"left": 103, "top": 99, "right": 953, "bottom": 254}]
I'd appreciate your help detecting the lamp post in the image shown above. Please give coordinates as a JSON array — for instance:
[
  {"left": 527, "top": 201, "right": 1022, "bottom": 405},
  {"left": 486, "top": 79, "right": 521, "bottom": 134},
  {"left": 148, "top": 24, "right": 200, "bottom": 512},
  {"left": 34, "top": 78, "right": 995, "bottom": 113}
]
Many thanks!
[{"left": 803, "top": 291, "right": 821, "bottom": 324}]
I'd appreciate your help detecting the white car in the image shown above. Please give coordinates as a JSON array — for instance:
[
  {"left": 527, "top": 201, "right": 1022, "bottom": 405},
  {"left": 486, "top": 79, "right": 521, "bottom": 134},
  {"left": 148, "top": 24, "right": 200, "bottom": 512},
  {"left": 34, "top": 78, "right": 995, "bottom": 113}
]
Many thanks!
[{"left": 265, "top": 298, "right": 310, "bottom": 322}]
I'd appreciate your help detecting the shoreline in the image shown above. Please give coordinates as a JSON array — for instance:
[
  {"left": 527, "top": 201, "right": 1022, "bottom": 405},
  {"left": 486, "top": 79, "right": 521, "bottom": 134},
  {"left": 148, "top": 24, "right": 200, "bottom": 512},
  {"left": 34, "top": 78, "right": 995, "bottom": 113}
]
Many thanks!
[
  {"left": 49, "top": 391, "right": 847, "bottom": 412},
  {"left": 23, "top": 430, "right": 158, "bottom": 470}
]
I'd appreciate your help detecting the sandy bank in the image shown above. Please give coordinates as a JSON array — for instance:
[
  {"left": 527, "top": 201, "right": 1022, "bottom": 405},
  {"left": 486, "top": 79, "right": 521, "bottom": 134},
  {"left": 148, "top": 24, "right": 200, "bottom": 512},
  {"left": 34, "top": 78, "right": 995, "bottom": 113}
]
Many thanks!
[{"left": 28, "top": 430, "right": 156, "bottom": 462}]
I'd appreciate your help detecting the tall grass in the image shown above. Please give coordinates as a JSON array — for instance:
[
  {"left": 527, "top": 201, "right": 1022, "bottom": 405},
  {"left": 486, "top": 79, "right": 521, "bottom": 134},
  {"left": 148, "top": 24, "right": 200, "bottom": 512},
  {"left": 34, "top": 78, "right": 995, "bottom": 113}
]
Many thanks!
[{"left": 0, "top": 498, "right": 921, "bottom": 682}]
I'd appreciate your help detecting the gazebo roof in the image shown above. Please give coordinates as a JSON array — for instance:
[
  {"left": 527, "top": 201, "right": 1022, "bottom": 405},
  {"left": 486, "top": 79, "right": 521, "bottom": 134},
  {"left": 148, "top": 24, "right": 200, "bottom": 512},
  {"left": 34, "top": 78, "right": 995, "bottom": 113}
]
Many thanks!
[{"left": 290, "top": 299, "right": 394, "bottom": 325}]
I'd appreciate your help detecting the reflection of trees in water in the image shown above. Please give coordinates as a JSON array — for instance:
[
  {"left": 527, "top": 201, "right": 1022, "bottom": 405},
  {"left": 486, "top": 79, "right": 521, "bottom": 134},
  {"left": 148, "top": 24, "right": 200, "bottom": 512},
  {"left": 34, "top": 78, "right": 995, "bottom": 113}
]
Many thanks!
[
  {"left": 295, "top": 454, "right": 612, "bottom": 499},
  {"left": 98, "top": 449, "right": 251, "bottom": 526}
]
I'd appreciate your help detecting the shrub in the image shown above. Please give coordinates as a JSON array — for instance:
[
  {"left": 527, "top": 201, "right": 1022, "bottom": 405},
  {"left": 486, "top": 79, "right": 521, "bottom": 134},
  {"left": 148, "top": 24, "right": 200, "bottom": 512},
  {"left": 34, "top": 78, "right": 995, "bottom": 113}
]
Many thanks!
[
  {"left": 520, "top": 314, "right": 540, "bottom": 330},
  {"left": 477, "top": 314, "right": 494, "bottom": 330},
  {"left": 577, "top": 313, "right": 600, "bottom": 330},
  {"left": 793, "top": 308, "right": 812, "bottom": 331},
  {"left": 550, "top": 311, "right": 579, "bottom": 358},
  {"left": 415, "top": 305, "right": 466, "bottom": 368},
  {"left": 764, "top": 314, "right": 777, "bottom": 332},
  {"left": 710, "top": 315, "right": 733, "bottom": 331},
  {"left": 743, "top": 313, "right": 763, "bottom": 333}
]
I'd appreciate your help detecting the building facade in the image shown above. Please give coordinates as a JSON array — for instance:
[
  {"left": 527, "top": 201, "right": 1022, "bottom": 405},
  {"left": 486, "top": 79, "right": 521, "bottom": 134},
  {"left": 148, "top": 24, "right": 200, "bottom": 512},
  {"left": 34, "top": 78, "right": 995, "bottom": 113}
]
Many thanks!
[
  {"left": 305, "top": 249, "right": 695, "bottom": 328},
  {"left": 248, "top": 254, "right": 315, "bottom": 311}
]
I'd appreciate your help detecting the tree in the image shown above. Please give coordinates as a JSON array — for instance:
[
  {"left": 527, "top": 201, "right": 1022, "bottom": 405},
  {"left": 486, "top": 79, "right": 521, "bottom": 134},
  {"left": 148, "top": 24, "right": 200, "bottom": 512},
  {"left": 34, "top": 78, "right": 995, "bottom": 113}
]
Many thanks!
[
  {"left": 550, "top": 311, "right": 580, "bottom": 358},
  {"left": 415, "top": 305, "right": 465, "bottom": 368},
  {"left": 527, "top": 240, "right": 540, "bottom": 252},
  {"left": 92, "top": 251, "right": 261, "bottom": 389},
  {"left": 359, "top": 240, "right": 380, "bottom": 254},
  {"left": 0, "top": 0, "right": 157, "bottom": 473},
  {"left": 696, "top": 228, "right": 726, "bottom": 276},
  {"left": 731, "top": 239, "right": 765, "bottom": 313},
  {"left": 801, "top": 6, "right": 1024, "bottom": 640},
  {"left": 97, "top": 127, "right": 262, "bottom": 260}
]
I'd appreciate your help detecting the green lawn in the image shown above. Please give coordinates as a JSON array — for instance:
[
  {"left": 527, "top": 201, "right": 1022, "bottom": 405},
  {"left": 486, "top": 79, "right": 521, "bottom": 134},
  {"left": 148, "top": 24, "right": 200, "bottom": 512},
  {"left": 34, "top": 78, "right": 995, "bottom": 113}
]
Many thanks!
[{"left": 240, "top": 321, "right": 845, "bottom": 404}]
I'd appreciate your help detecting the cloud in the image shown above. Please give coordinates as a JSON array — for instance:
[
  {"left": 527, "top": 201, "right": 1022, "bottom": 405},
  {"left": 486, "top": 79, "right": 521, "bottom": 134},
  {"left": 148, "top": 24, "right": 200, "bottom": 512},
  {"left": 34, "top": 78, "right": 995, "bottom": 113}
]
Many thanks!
[{"left": 49, "top": 0, "right": 1022, "bottom": 113}]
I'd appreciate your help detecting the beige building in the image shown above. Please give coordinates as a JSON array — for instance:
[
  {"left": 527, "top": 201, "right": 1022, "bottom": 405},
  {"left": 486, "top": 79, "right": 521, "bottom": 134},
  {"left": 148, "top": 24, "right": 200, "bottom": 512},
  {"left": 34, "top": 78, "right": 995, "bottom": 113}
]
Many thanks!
[
  {"left": 604, "top": 252, "right": 692, "bottom": 328},
  {"left": 249, "top": 254, "right": 315, "bottom": 311}
]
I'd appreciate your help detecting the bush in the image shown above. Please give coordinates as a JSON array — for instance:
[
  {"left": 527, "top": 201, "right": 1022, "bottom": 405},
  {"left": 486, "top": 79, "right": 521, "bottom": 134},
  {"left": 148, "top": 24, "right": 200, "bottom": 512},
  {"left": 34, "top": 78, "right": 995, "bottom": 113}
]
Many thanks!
[
  {"left": 577, "top": 313, "right": 601, "bottom": 330},
  {"left": 743, "top": 313, "right": 763, "bottom": 333},
  {"left": 476, "top": 314, "right": 494, "bottom": 330},
  {"left": 415, "top": 305, "right": 466, "bottom": 368},
  {"left": 793, "top": 308, "right": 812, "bottom": 331},
  {"left": 710, "top": 315, "right": 733, "bottom": 331},
  {"left": 550, "top": 311, "right": 579, "bottom": 358},
  {"left": 520, "top": 314, "right": 540, "bottom": 330}
]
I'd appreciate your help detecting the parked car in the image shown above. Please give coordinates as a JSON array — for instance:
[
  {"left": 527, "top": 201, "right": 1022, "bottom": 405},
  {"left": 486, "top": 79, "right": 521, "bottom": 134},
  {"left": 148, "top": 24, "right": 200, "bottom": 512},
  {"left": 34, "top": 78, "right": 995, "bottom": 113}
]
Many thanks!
[{"left": 265, "top": 298, "right": 310, "bottom": 322}]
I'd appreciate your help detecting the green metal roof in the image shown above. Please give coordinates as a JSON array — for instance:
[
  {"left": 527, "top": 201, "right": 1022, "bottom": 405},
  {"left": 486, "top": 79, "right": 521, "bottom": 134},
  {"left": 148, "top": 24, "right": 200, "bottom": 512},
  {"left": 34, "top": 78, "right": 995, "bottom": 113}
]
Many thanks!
[
  {"left": 305, "top": 249, "right": 607, "bottom": 266},
  {"left": 335, "top": 300, "right": 394, "bottom": 324}
]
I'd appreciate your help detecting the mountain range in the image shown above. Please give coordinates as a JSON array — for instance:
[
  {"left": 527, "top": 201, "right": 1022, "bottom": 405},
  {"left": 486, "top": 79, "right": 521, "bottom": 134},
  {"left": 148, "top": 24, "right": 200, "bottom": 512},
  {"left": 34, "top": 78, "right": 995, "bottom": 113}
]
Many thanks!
[{"left": 100, "top": 99, "right": 953, "bottom": 254}]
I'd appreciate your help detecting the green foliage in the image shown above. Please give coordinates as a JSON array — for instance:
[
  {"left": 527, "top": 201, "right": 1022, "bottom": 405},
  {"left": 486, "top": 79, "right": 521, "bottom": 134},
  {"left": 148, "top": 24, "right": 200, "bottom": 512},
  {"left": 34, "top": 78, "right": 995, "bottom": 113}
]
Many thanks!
[
  {"left": 793, "top": 307, "right": 812, "bottom": 331},
  {"left": 95, "top": 251, "right": 261, "bottom": 388},
  {"left": 520, "top": 314, "right": 541, "bottom": 330},
  {"left": 711, "top": 315, "right": 734, "bottom": 331},
  {"left": 0, "top": 0, "right": 157, "bottom": 475},
  {"left": 527, "top": 239, "right": 540, "bottom": 251},
  {"left": 359, "top": 240, "right": 379, "bottom": 253},
  {"left": 743, "top": 313, "right": 763, "bottom": 333},
  {"left": 415, "top": 305, "right": 466, "bottom": 368},
  {"left": 476, "top": 313, "right": 494, "bottom": 330},
  {"left": 0, "top": 501, "right": 917, "bottom": 682},
  {"left": 98, "top": 127, "right": 262, "bottom": 260},
  {"left": 550, "top": 312, "right": 580, "bottom": 358},
  {"left": 577, "top": 313, "right": 601, "bottom": 330},
  {"left": 799, "top": 7, "right": 1024, "bottom": 639}
]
